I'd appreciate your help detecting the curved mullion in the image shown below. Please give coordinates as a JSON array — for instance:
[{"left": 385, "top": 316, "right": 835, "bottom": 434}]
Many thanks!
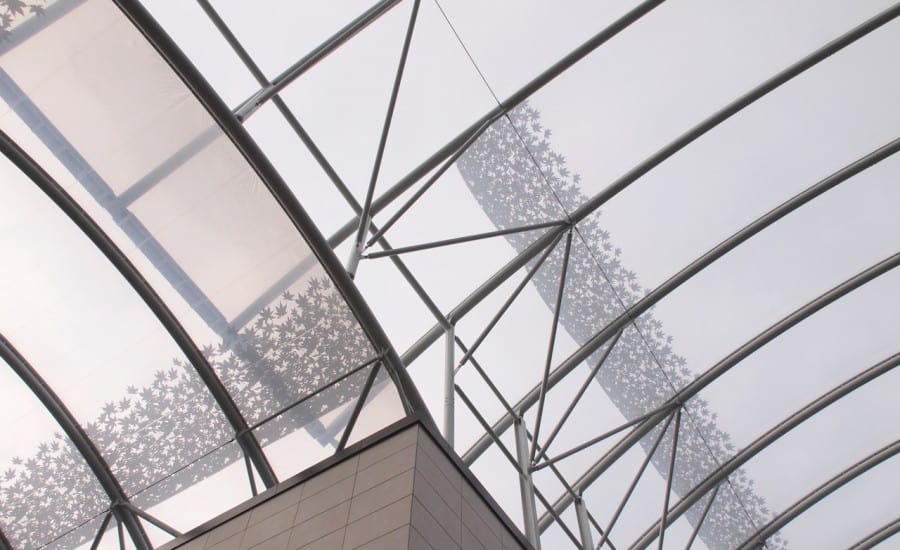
[
  {"left": 848, "top": 516, "right": 900, "bottom": 550},
  {"left": 537, "top": 252, "right": 900, "bottom": 531},
  {"left": 0, "top": 128, "right": 279, "bottom": 489},
  {"left": 0, "top": 334, "right": 152, "bottom": 549},
  {"left": 464, "top": 135, "right": 900, "bottom": 465},
  {"left": 737, "top": 439, "right": 900, "bottom": 549},
  {"left": 630, "top": 351, "right": 900, "bottom": 548}
]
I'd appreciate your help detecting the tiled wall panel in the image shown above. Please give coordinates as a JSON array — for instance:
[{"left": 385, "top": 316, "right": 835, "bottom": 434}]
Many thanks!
[{"left": 163, "top": 424, "right": 526, "bottom": 550}]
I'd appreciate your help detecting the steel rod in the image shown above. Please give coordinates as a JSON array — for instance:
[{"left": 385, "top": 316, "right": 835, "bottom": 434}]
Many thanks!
[
  {"left": 337, "top": 363, "right": 382, "bottom": 451},
  {"left": 326, "top": 0, "right": 666, "bottom": 254},
  {"left": 454, "top": 337, "right": 515, "bottom": 415},
  {"left": 364, "top": 219, "right": 567, "bottom": 259},
  {"left": 455, "top": 384, "right": 521, "bottom": 472},
  {"left": 630, "top": 350, "right": 900, "bottom": 548},
  {"left": 684, "top": 485, "right": 719, "bottom": 550},
  {"left": 535, "top": 328, "right": 624, "bottom": 463},
  {"left": 516, "top": 415, "right": 542, "bottom": 549},
  {"left": 114, "top": 0, "right": 435, "bottom": 428},
  {"left": 457, "top": 231, "right": 565, "bottom": 371},
  {"left": 0, "top": 334, "right": 151, "bottom": 549},
  {"left": 658, "top": 407, "right": 682, "bottom": 550},
  {"left": 464, "top": 134, "right": 900, "bottom": 467},
  {"left": 235, "top": 0, "right": 404, "bottom": 119},
  {"left": 350, "top": 0, "right": 421, "bottom": 278},
  {"left": 534, "top": 485, "right": 582, "bottom": 548},
  {"left": 534, "top": 402, "right": 679, "bottom": 472},
  {"left": 594, "top": 411, "right": 676, "bottom": 550},
  {"left": 90, "top": 512, "right": 114, "bottom": 550},
  {"left": 365, "top": 116, "right": 497, "bottom": 247},
  {"left": 531, "top": 230, "right": 574, "bottom": 462},
  {"left": 121, "top": 503, "right": 182, "bottom": 538},
  {"left": 539, "top": 254, "right": 900, "bottom": 531}
]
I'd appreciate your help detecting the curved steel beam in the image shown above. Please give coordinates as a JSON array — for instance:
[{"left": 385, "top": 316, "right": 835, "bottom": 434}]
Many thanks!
[
  {"left": 630, "top": 351, "right": 900, "bottom": 548},
  {"left": 464, "top": 136, "right": 900, "bottom": 465},
  {"left": 411, "top": 1, "right": 900, "bottom": 451},
  {"left": 234, "top": 0, "right": 404, "bottom": 120},
  {"left": 849, "top": 517, "right": 900, "bottom": 550},
  {"left": 738, "top": 439, "right": 900, "bottom": 549},
  {"left": 538, "top": 253, "right": 900, "bottom": 531},
  {"left": 0, "top": 334, "right": 151, "bottom": 549},
  {"left": 111, "top": 0, "right": 433, "bottom": 424},
  {"left": 327, "top": 0, "right": 667, "bottom": 251},
  {"left": 0, "top": 128, "right": 279, "bottom": 489}
]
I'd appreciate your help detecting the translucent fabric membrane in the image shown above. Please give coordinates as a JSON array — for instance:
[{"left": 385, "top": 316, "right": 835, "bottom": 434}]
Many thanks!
[
  {"left": 210, "top": 0, "right": 375, "bottom": 80},
  {"left": 0, "top": 360, "right": 109, "bottom": 549},
  {"left": 0, "top": 0, "right": 379, "bottom": 426},
  {"left": 434, "top": 0, "right": 638, "bottom": 100},
  {"left": 0, "top": 1, "right": 414, "bottom": 546},
  {"left": 530, "top": 6, "right": 900, "bottom": 299}
]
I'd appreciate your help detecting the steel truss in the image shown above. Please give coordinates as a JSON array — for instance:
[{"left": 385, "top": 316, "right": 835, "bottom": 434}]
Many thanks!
[
  {"left": 183, "top": 0, "right": 900, "bottom": 547},
  {"left": 3, "top": 0, "right": 897, "bottom": 547}
]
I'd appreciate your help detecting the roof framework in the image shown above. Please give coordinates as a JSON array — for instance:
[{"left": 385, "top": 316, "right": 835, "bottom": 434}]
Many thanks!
[{"left": 0, "top": 0, "right": 897, "bottom": 548}]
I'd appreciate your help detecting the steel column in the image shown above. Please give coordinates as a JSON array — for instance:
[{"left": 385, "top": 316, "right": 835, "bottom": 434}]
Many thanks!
[
  {"left": 516, "top": 415, "right": 542, "bottom": 549},
  {"left": 574, "top": 495, "right": 594, "bottom": 550},
  {"left": 444, "top": 324, "right": 456, "bottom": 446}
]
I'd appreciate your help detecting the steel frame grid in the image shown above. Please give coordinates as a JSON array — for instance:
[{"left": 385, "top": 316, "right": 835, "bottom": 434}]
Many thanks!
[
  {"left": 154, "top": 0, "right": 900, "bottom": 548},
  {"left": 0, "top": 0, "right": 897, "bottom": 548}
]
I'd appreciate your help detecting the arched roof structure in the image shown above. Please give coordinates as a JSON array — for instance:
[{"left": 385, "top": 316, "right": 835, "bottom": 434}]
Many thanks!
[{"left": 0, "top": 1, "right": 897, "bottom": 548}]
